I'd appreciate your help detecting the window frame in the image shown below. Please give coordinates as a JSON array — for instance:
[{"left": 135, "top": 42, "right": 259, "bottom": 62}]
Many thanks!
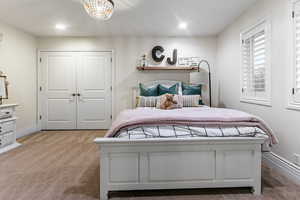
[{"left": 240, "top": 19, "right": 272, "bottom": 107}]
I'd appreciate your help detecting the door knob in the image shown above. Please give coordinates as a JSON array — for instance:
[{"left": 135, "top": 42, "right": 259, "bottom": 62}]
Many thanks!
[
  {"left": 77, "top": 94, "right": 81, "bottom": 96},
  {"left": 72, "top": 93, "right": 76, "bottom": 96}
]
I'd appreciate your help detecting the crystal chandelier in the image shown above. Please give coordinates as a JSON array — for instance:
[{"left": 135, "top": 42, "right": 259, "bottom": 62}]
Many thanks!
[{"left": 82, "top": 0, "right": 114, "bottom": 20}]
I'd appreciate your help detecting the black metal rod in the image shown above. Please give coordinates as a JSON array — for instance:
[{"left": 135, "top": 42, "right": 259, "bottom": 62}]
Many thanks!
[
  {"left": 198, "top": 60, "right": 212, "bottom": 107},
  {"left": 208, "top": 72, "right": 212, "bottom": 107}
]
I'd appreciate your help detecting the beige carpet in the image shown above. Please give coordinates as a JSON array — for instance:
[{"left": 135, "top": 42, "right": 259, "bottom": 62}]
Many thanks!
[{"left": 0, "top": 131, "right": 299, "bottom": 200}]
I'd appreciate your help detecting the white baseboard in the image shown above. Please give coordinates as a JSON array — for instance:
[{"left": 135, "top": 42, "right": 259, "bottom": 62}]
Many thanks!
[
  {"left": 0, "top": 142, "right": 22, "bottom": 154},
  {"left": 263, "top": 152, "right": 300, "bottom": 185},
  {"left": 16, "top": 126, "right": 40, "bottom": 139}
]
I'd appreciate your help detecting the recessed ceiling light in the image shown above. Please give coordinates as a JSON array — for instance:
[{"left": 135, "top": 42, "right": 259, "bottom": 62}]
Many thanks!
[
  {"left": 55, "top": 24, "right": 67, "bottom": 30},
  {"left": 178, "top": 22, "right": 188, "bottom": 30}
]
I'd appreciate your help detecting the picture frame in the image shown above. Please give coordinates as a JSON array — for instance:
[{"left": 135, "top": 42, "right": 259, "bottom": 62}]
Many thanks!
[
  {"left": 0, "top": 75, "right": 8, "bottom": 102},
  {"left": 190, "top": 57, "right": 202, "bottom": 66},
  {"left": 178, "top": 57, "right": 191, "bottom": 66},
  {"left": 178, "top": 57, "right": 202, "bottom": 66}
]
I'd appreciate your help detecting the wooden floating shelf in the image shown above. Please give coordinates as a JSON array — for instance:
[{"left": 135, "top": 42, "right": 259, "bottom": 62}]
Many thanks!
[{"left": 137, "top": 66, "right": 199, "bottom": 71}]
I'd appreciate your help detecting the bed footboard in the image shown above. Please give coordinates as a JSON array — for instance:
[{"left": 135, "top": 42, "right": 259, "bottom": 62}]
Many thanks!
[{"left": 94, "top": 137, "right": 264, "bottom": 200}]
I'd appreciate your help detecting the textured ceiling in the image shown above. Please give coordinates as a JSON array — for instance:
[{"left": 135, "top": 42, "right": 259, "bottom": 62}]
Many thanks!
[{"left": 0, "top": 0, "right": 257, "bottom": 37}]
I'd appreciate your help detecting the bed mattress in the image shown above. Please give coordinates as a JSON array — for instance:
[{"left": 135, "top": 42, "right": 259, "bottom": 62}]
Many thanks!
[
  {"left": 117, "top": 125, "right": 270, "bottom": 151},
  {"left": 117, "top": 125, "right": 268, "bottom": 139}
]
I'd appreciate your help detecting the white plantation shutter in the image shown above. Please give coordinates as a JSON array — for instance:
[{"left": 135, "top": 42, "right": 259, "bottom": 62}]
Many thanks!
[
  {"left": 241, "top": 20, "right": 270, "bottom": 103},
  {"left": 293, "top": 1, "right": 300, "bottom": 103},
  {"left": 242, "top": 38, "right": 251, "bottom": 95}
]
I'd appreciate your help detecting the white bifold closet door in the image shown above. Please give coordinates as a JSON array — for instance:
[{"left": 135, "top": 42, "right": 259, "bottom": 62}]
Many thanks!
[
  {"left": 293, "top": 2, "right": 300, "bottom": 103},
  {"left": 77, "top": 52, "right": 112, "bottom": 129},
  {"left": 40, "top": 51, "right": 112, "bottom": 130}
]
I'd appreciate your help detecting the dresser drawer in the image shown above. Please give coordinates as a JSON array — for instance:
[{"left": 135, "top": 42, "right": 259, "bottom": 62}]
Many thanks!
[
  {"left": 1, "top": 132, "right": 15, "bottom": 147},
  {"left": 0, "top": 121, "right": 15, "bottom": 134},
  {"left": 0, "top": 135, "right": 2, "bottom": 147},
  {"left": 0, "top": 108, "right": 13, "bottom": 119}
]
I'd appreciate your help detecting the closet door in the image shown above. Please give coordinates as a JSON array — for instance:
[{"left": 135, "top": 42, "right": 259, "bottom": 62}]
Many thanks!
[
  {"left": 77, "top": 52, "right": 112, "bottom": 129},
  {"left": 40, "top": 52, "right": 77, "bottom": 130}
]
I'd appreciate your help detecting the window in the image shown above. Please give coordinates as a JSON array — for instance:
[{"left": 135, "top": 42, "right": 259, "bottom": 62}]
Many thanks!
[
  {"left": 290, "top": 0, "right": 300, "bottom": 109},
  {"left": 240, "top": 20, "right": 271, "bottom": 106}
]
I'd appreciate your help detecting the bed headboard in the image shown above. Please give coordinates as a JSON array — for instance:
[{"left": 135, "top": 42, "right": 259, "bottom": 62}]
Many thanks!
[{"left": 133, "top": 80, "right": 183, "bottom": 108}]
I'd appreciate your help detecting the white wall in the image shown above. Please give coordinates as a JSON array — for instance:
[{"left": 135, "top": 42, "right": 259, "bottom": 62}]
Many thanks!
[
  {"left": 37, "top": 36, "right": 217, "bottom": 116},
  {"left": 0, "top": 22, "right": 37, "bottom": 137},
  {"left": 217, "top": 0, "right": 300, "bottom": 163}
]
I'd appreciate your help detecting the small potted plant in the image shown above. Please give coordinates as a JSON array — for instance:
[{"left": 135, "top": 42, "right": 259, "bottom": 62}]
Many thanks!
[{"left": 141, "top": 54, "right": 148, "bottom": 67}]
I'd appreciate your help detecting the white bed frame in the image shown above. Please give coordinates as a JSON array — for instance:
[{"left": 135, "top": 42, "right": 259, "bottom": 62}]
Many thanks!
[
  {"left": 95, "top": 81, "right": 265, "bottom": 200},
  {"left": 95, "top": 137, "right": 264, "bottom": 200}
]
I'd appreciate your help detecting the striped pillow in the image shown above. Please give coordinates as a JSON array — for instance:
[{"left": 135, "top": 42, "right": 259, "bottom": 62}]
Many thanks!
[
  {"left": 182, "top": 95, "right": 202, "bottom": 107},
  {"left": 136, "top": 96, "right": 159, "bottom": 107}
]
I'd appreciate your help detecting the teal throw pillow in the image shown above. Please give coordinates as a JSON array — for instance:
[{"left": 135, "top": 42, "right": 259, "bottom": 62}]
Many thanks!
[
  {"left": 158, "top": 83, "right": 179, "bottom": 95},
  {"left": 139, "top": 83, "right": 159, "bottom": 96},
  {"left": 182, "top": 83, "right": 202, "bottom": 95}
]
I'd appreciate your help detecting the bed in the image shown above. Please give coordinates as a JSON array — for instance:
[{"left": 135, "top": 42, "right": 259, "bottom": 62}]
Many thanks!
[{"left": 94, "top": 80, "right": 278, "bottom": 200}]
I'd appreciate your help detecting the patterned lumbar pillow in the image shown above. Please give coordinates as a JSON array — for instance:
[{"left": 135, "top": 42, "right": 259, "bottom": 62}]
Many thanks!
[
  {"left": 139, "top": 83, "right": 159, "bottom": 96},
  {"left": 182, "top": 95, "right": 202, "bottom": 107},
  {"left": 182, "top": 83, "right": 203, "bottom": 105},
  {"left": 136, "top": 96, "right": 159, "bottom": 107},
  {"left": 157, "top": 94, "right": 183, "bottom": 110},
  {"left": 158, "top": 83, "right": 179, "bottom": 95}
]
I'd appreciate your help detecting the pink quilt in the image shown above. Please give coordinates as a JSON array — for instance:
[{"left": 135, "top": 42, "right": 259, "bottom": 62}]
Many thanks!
[{"left": 106, "top": 107, "right": 278, "bottom": 145}]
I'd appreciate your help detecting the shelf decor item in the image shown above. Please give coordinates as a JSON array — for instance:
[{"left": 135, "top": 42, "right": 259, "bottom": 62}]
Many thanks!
[
  {"left": 82, "top": 0, "right": 114, "bottom": 20},
  {"left": 179, "top": 57, "right": 202, "bottom": 66},
  {"left": 152, "top": 46, "right": 165, "bottom": 63},
  {"left": 167, "top": 49, "right": 178, "bottom": 65},
  {"left": 178, "top": 57, "right": 191, "bottom": 66},
  {"left": 141, "top": 54, "right": 148, "bottom": 67},
  {"left": 190, "top": 57, "right": 202, "bottom": 66}
]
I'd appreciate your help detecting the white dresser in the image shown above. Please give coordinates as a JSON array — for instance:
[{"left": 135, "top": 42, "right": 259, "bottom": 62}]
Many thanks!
[{"left": 0, "top": 104, "right": 21, "bottom": 154}]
